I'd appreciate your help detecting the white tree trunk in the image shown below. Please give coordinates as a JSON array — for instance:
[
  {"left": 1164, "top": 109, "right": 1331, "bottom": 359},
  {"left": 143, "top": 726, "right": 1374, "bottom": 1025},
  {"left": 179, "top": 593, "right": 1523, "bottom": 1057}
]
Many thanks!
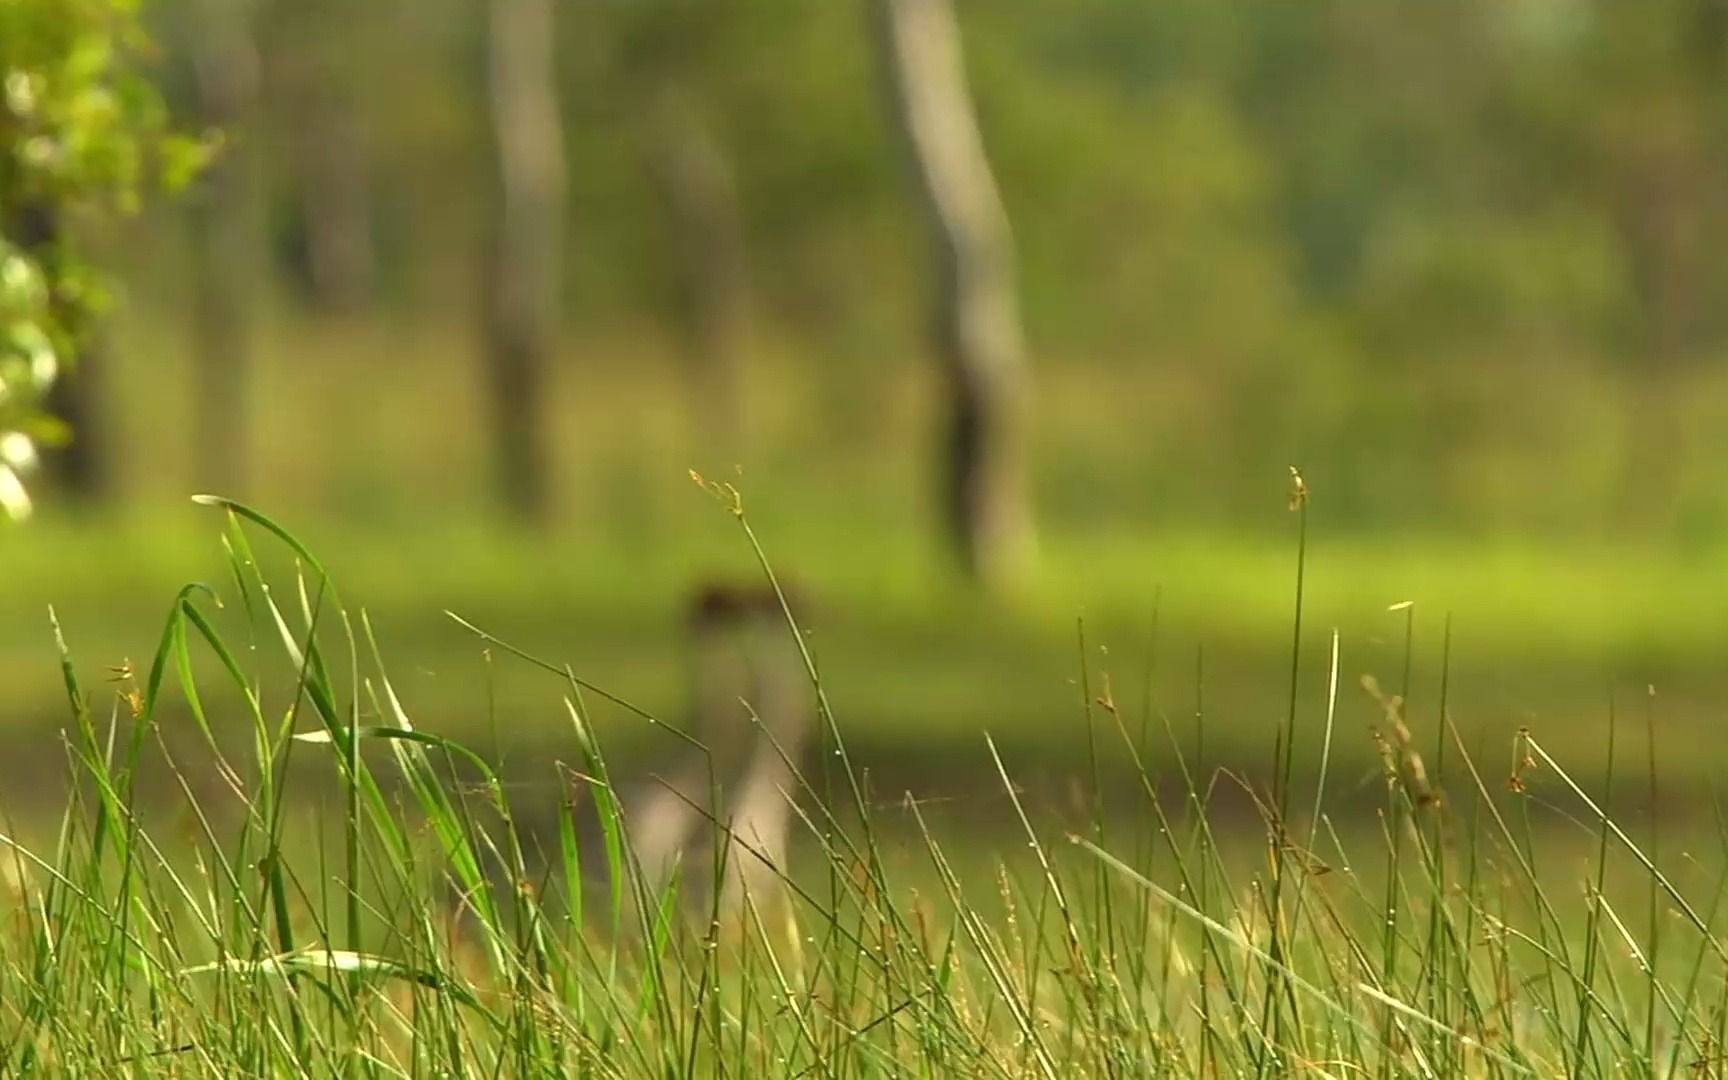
[
  {"left": 485, "top": 0, "right": 566, "bottom": 523},
  {"left": 269, "top": 0, "right": 375, "bottom": 311},
  {"left": 189, "top": 0, "right": 260, "bottom": 494},
  {"left": 645, "top": 87, "right": 750, "bottom": 460},
  {"left": 871, "top": 0, "right": 1033, "bottom": 592}
]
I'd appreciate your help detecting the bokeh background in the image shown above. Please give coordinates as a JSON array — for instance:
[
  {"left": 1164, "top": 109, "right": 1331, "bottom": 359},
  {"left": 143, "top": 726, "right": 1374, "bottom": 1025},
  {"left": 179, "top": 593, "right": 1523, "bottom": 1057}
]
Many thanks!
[{"left": 9, "top": 0, "right": 1728, "bottom": 808}]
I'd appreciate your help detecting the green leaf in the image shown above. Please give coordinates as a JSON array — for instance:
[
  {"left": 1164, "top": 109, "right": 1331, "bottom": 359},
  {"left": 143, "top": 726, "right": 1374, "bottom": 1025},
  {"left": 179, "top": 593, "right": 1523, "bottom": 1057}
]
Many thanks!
[{"left": 178, "top": 948, "right": 480, "bottom": 1008}]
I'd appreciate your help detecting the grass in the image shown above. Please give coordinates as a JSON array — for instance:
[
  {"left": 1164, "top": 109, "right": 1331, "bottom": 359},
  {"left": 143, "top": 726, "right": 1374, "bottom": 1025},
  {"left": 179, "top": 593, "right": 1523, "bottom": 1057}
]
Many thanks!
[
  {"left": 8, "top": 501, "right": 1728, "bottom": 790},
  {"left": 2, "top": 491, "right": 1727, "bottom": 1076}
]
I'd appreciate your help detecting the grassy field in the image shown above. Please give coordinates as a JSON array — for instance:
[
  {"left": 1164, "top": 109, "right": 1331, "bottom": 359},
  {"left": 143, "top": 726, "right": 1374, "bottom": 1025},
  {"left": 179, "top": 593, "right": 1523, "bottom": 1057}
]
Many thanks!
[
  {"left": 1, "top": 498, "right": 1725, "bottom": 1075},
  {"left": 9, "top": 311, "right": 1728, "bottom": 1072},
  {"left": 8, "top": 495, "right": 1728, "bottom": 800},
  {"left": 0, "top": 310, "right": 1707, "bottom": 802}
]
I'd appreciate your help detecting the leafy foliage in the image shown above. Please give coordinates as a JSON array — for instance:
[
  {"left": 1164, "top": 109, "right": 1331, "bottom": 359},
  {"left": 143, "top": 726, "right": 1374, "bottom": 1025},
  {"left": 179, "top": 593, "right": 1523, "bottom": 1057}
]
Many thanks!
[{"left": 0, "top": 0, "right": 203, "bottom": 517}]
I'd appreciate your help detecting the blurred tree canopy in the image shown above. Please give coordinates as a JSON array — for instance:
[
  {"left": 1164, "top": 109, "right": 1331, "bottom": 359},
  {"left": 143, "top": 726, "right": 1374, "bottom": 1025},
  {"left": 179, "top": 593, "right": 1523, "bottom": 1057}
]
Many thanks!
[
  {"left": 20, "top": 0, "right": 1727, "bottom": 541},
  {"left": 0, "top": 0, "right": 200, "bottom": 517}
]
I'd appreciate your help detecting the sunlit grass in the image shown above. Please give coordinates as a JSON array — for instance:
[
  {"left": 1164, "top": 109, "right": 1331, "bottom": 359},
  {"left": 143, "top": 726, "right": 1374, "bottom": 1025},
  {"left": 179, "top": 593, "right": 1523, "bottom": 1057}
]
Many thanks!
[{"left": 0, "top": 494, "right": 1724, "bottom": 1075}]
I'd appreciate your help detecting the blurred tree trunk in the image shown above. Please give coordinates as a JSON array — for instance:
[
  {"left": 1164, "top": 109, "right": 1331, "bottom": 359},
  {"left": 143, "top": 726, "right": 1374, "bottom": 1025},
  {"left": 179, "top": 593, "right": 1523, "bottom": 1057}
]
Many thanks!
[
  {"left": 41, "top": 332, "right": 106, "bottom": 501},
  {"left": 629, "top": 584, "right": 811, "bottom": 912},
  {"left": 645, "top": 88, "right": 749, "bottom": 460},
  {"left": 10, "top": 205, "right": 107, "bottom": 502},
  {"left": 1616, "top": 144, "right": 1702, "bottom": 533},
  {"left": 188, "top": 0, "right": 260, "bottom": 495},
  {"left": 297, "top": 104, "right": 372, "bottom": 313},
  {"left": 266, "top": 0, "right": 373, "bottom": 313},
  {"left": 869, "top": 0, "right": 1032, "bottom": 592},
  {"left": 1612, "top": 1, "right": 1721, "bottom": 532},
  {"left": 485, "top": 0, "right": 565, "bottom": 525}
]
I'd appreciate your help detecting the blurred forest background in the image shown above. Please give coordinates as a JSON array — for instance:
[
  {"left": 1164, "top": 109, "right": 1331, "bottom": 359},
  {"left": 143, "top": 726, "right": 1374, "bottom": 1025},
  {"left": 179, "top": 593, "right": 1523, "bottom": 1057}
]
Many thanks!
[{"left": 9, "top": 0, "right": 1728, "bottom": 797}]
